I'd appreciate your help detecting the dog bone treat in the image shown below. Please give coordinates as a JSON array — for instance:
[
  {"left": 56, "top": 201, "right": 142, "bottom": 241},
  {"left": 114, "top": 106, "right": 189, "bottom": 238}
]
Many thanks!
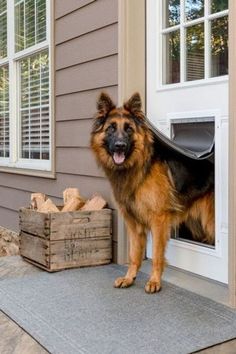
[
  {"left": 61, "top": 197, "right": 85, "bottom": 212},
  {"left": 30, "top": 193, "right": 47, "bottom": 210},
  {"left": 81, "top": 194, "right": 107, "bottom": 211},
  {"left": 38, "top": 198, "right": 59, "bottom": 213}
]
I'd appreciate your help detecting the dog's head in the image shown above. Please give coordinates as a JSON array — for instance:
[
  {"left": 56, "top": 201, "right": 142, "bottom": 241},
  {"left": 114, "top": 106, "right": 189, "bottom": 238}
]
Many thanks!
[{"left": 91, "top": 92, "right": 153, "bottom": 171}]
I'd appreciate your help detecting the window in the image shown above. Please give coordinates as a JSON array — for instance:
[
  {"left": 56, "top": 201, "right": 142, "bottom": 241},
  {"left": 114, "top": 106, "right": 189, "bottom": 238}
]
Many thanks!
[
  {"left": 0, "top": 0, "right": 51, "bottom": 171},
  {"left": 162, "top": 0, "right": 228, "bottom": 85}
]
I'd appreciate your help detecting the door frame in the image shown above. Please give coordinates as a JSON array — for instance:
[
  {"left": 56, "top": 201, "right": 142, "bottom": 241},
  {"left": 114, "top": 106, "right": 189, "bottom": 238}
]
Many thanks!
[
  {"left": 117, "top": 0, "right": 146, "bottom": 264},
  {"left": 118, "top": 0, "right": 236, "bottom": 307},
  {"left": 228, "top": 0, "right": 236, "bottom": 307}
]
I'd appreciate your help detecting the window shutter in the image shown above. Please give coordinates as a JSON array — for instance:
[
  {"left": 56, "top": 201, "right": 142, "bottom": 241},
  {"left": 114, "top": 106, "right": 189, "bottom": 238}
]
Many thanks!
[{"left": 20, "top": 50, "right": 49, "bottom": 160}]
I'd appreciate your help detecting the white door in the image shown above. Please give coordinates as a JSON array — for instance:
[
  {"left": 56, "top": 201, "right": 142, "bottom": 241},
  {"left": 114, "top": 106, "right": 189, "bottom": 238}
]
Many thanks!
[{"left": 146, "top": 0, "right": 229, "bottom": 283}]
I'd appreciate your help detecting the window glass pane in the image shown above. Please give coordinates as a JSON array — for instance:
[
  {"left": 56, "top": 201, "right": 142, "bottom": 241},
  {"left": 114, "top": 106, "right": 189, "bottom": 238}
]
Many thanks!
[
  {"left": 186, "top": 23, "right": 204, "bottom": 81},
  {"left": 25, "top": 0, "right": 36, "bottom": 48},
  {"left": 41, "top": 106, "right": 49, "bottom": 160},
  {"left": 20, "top": 50, "right": 49, "bottom": 160},
  {"left": 0, "top": 0, "right": 7, "bottom": 59},
  {"left": 0, "top": 0, "right": 6, "bottom": 10},
  {"left": 15, "top": 0, "right": 47, "bottom": 53},
  {"left": 15, "top": 1, "right": 25, "bottom": 52},
  {"left": 163, "top": 0, "right": 180, "bottom": 28},
  {"left": 210, "top": 16, "right": 228, "bottom": 77},
  {"left": 186, "top": 0, "right": 204, "bottom": 21},
  {"left": 163, "top": 30, "right": 180, "bottom": 84},
  {"left": 36, "top": 0, "right": 46, "bottom": 43},
  {"left": 0, "top": 65, "right": 9, "bottom": 158},
  {"left": 211, "top": 0, "right": 228, "bottom": 13}
]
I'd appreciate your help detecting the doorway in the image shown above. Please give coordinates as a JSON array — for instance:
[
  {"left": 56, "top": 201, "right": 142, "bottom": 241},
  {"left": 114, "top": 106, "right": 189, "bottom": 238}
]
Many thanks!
[{"left": 146, "top": 0, "right": 229, "bottom": 283}]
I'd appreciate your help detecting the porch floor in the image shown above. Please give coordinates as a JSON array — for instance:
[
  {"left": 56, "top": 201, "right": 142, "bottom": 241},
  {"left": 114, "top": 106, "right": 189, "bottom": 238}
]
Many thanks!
[{"left": 0, "top": 256, "right": 235, "bottom": 354}]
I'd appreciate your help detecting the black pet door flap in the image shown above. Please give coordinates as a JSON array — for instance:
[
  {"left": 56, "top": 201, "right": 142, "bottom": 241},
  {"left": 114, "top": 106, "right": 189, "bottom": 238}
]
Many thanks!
[
  {"left": 146, "top": 117, "right": 215, "bottom": 161},
  {"left": 171, "top": 120, "right": 214, "bottom": 155}
]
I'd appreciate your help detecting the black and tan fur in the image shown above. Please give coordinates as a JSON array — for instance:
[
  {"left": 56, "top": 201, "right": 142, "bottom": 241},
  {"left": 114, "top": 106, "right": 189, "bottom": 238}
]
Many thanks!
[{"left": 90, "top": 92, "right": 214, "bottom": 293}]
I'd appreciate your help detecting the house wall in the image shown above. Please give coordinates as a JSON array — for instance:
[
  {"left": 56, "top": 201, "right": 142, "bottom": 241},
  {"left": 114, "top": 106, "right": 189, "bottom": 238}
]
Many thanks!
[{"left": 0, "top": 0, "right": 119, "bottom": 260}]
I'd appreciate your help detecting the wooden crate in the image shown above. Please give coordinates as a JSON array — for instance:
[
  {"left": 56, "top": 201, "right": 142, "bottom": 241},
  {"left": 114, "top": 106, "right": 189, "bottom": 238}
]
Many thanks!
[{"left": 19, "top": 207, "right": 112, "bottom": 272}]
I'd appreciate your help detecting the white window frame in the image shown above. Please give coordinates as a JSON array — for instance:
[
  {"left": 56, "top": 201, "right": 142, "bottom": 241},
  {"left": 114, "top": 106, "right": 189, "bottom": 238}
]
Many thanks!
[
  {"left": 0, "top": 0, "right": 53, "bottom": 174},
  {"left": 158, "top": 0, "right": 229, "bottom": 91}
]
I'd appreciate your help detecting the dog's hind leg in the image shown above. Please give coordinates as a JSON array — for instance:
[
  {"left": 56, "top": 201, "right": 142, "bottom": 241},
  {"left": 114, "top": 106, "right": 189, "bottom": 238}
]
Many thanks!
[
  {"left": 114, "top": 217, "right": 147, "bottom": 289},
  {"left": 145, "top": 215, "right": 170, "bottom": 294},
  {"left": 188, "top": 191, "right": 215, "bottom": 245},
  {"left": 200, "top": 192, "right": 215, "bottom": 245}
]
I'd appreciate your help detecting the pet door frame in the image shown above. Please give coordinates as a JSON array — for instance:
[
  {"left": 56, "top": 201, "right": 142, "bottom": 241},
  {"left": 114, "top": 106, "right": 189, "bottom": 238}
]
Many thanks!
[{"left": 167, "top": 110, "right": 221, "bottom": 258}]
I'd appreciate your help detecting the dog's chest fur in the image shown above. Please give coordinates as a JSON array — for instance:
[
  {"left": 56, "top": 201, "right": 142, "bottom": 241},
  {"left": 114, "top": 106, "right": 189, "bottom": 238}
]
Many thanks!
[{"left": 108, "top": 162, "right": 178, "bottom": 227}]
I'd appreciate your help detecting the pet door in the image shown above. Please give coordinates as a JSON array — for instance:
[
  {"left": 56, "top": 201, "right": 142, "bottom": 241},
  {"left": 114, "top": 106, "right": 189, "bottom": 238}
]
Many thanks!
[{"left": 170, "top": 117, "right": 215, "bottom": 248}]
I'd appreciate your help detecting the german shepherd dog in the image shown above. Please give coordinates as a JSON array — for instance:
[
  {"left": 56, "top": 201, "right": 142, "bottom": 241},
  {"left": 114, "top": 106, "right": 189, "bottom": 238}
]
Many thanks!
[{"left": 91, "top": 92, "right": 214, "bottom": 294}]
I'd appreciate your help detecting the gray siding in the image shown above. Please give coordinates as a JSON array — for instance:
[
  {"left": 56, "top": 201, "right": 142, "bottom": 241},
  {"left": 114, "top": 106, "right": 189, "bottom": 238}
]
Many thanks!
[
  {"left": 0, "top": 0, "right": 119, "bottom": 256},
  {"left": 55, "top": 0, "right": 117, "bottom": 43},
  {"left": 56, "top": 55, "right": 118, "bottom": 95},
  {"left": 56, "top": 23, "right": 118, "bottom": 70},
  {"left": 56, "top": 86, "right": 117, "bottom": 121}
]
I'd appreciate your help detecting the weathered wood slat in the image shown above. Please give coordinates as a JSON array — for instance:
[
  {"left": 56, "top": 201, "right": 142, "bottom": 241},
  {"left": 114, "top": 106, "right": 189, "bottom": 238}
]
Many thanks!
[
  {"left": 19, "top": 208, "right": 50, "bottom": 238},
  {"left": 50, "top": 238, "right": 112, "bottom": 269},
  {"left": 51, "top": 227, "right": 111, "bottom": 241},
  {"left": 20, "top": 232, "right": 50, "bottom": 267},
  {"left": 21, "top": 257, "right": 111, "bottom": 272},
  {"left": 50, "top": 209, "right": 111, "bottom": 224},
  {"left": 50, "top": 259, "right": 111, "bottom": 271},
  {"left": 21, "top": 257, "right": 54, "bottom": 272},
  {"left": 50, "top": 209, "right": 112, "bottom": 240}
]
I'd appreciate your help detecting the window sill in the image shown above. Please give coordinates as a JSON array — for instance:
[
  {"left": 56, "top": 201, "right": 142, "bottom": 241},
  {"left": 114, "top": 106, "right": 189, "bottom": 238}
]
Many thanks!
[
  {"left": 0, "top": 166, "right": 56, "bottom": 179},
  {"left": 156, "top": 75, "right": 229, "bottom": 92}
]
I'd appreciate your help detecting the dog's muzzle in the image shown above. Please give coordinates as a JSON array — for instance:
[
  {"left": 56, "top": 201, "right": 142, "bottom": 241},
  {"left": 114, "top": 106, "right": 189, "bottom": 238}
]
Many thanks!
[{"left": 113, "top": 141, "right": 127, "bottom": 165}]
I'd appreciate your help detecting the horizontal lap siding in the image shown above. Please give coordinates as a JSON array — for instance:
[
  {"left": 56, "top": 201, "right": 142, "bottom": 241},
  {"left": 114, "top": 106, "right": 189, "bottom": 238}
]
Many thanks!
[
  {"left": 0, "top": 208, "right": 19, "bottom": 231},
  {"left": 56, "top": 86, "right": 117, "bottom": 121},
  {"left": 55, "top": 0, "right": 117, "bottom": 44},
  {"left": 55, "top": 0, "right": 96, "bottom": 19},
  {"left": 0, "top": 0, "right": 119, "bottom": 260},
  {"left": 56, "top": 23, "right": 118, "bottom": 70},
  {"left": 0, "top": 173, "right": 113, "bottom": 207},
  {"left": 0, "top": 186, "right": 62, "bottom": 212},
  {"left": 56, "top": 55, "right": 118, "bottom": 96},
  {"left": 56, "top": 120, "right": 92, "bottom": 147},
  {"left": 56, "top": 148, "right": 105, "bottom": 177}
]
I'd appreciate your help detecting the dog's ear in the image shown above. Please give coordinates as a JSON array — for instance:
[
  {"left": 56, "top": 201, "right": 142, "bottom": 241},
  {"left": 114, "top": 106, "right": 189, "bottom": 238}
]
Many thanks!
[
  {"left": 97, "top": 92, "right": 116, "bottom": 117},
  {"left": 124, "top": 93, "right": 145, "bottom": 121},
  {"left": 124, "top": 92, "right": 142, "bottom": 115},
  {"left": 92, "top": 92, "right": 115, "bottom": 133}
]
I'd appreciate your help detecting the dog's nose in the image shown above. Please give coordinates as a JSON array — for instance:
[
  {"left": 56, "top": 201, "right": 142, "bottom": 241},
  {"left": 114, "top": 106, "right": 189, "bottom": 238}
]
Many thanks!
[{"left": 114, "top": 141, "right": 127, "bottom": 150}]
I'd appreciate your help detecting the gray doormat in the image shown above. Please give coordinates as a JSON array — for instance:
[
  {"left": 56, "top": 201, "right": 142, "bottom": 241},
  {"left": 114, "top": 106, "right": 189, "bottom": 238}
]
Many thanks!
[{"left": 0, "top": 264, "right": 236, "bottom": 354}]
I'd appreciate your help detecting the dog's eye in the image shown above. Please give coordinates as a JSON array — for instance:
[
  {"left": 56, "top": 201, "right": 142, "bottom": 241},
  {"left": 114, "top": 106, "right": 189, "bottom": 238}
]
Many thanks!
[
  {"left": 124, "top": 123, "right": 134, "bottom": 134},
  {"left": 106, "top": 123, "right": 116, "bottom": 133}
]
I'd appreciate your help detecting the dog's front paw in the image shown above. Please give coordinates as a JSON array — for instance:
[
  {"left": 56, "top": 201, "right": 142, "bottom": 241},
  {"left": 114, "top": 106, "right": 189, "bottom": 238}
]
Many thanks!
[
  {"left": 145, "top": 280, "right": 161, "bottom": 294},
  {"left": 114, "top": 277, "right": 134, "bottom": 288}
]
